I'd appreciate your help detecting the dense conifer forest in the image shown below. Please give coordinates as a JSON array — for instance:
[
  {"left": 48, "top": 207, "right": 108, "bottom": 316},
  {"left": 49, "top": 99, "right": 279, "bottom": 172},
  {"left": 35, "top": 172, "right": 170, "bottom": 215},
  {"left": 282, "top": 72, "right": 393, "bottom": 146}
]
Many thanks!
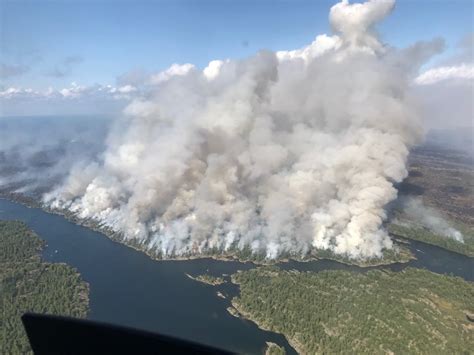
[
  {"left": 232, "top": 267, "right": 474, "bottom": 354},
  {"left": 0, "top": 220, "right": 89, "bottom": 354}
]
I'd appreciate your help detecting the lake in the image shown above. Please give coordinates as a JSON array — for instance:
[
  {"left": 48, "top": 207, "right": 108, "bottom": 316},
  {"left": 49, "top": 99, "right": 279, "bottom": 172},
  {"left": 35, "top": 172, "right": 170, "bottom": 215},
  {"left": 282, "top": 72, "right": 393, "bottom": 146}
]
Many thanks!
[{"left": 1, "top": 197, "right": 472, "bottom": 354}]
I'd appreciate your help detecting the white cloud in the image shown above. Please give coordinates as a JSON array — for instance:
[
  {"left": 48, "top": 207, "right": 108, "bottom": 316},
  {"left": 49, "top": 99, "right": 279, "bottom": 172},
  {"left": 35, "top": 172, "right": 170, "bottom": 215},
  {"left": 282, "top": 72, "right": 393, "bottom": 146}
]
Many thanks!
[
  {"left": 117, "top": 85, "right": 137, "bottom": 93},
  {"left": 0, "top": 87, "right": 41, "bottom": 99},
  {"left": 0, "top": 87, "right": 23, "bottom": 98},
  {"left": 149, "top": 63, "right": 195, "bottom": 84},
  {"left": 44, "top": 0, "right": 435, "bottom": 260},
  {"left": 415, "top": 63, "right": 474, "bottom": 85},
  {"left": 108, "top": 85, "right": 135, "bottom": 94},
  {"left": 203, "top": 60, "right": 226, "bottom": 80},
  {"left": 329, "top": 0, "right": 395, "bottom": 54},
  {"left": 0, "top": 82, "right": 140, "bottom": 102},
  {"left": 277, "top": 35, "right": 342, "bottom": 62}
]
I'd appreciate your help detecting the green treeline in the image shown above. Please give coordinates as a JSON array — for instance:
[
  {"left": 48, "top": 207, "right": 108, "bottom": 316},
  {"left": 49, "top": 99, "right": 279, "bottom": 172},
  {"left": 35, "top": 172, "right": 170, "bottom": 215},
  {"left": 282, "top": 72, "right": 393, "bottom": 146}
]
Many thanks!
[
  {"left": 389, "top": 223, "right": 474, "bottom": 257},
  {"left": 232, "top": 267, "right": 474, "bottom": 354},
  {"left": 194, "top": 274, "right": 225, "bottom": 285},
  {"left": 0, "top": 220, "right": 89, "bottom": 354}
]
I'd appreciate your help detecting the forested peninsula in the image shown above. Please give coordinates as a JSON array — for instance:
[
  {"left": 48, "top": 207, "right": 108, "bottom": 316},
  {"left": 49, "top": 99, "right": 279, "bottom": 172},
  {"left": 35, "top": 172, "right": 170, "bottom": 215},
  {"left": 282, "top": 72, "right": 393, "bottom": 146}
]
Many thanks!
[
  {"left": 231, "top": 267, "right": 474, "bottom": 354},
  {"left": 0, "top": 220, "right": 89, "bottom": 354}
]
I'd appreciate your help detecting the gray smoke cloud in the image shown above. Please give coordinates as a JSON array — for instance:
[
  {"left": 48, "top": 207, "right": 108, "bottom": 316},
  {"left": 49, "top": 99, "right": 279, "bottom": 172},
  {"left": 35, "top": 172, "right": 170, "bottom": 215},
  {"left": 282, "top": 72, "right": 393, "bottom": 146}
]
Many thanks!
[
  {"left": 43, "top": 0, "right": 433, "bottom": 260},
  {"left": 0, "top": 116, "right": 109, "bottom": 196},
  {"left": 397, "top": 197, "right": 464, "bottom": 243}
]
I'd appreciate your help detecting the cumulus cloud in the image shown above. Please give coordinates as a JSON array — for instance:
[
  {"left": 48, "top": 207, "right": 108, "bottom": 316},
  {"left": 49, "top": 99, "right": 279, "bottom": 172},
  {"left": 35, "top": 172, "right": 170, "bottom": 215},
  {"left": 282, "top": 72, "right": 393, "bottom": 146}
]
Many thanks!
[
  {"left": 277, "top": 35, "right": 342, "bottom": 63},
  {"left": 0, "top": 82, "right": 137, "bottom": 116},
  {"left": 59, "top": 82, "right": 87, "bottom": 98},
  {"left": 39, "top": 0, "right": 440, "bottom": 261},
  {"left": 412, "top": 32, "right": 472, "bottom": 129},
  {"left": 414, "top": 32, "right": 472, "bottom": 86},
  {"left": 149, "top": 63, "right": 195, "bottom": 84},
  {"left": 0, "top": 82, "right": 138, "bottom": 101},
  {"left": 0, "top": 87, "right": 37, "bottom": 99},
  {"left": 415, "top": 63, "right": 474, "bottom": 85},
  {"left": 203, "top": 60, "right": 227, "bottom": 80}
]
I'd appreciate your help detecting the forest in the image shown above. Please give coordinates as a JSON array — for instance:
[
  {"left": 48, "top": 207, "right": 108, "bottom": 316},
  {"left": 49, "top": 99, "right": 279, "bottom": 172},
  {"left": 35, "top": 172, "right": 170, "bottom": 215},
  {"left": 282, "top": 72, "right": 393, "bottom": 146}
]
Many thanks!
[
  {"left": 0, "top": 220, "right": 89, "bottom": 354},
  {"left": 232, "top": 266, "right": 474, "bottom": 354},
  {"left": 310, "top": 243, "right": 414, "bottom": 267},
  {"left": 389, "top": 223, "right": 474, "bottom": 257},
  {"left": 186, "top": 273, "right": 225, "bottom": 285}
]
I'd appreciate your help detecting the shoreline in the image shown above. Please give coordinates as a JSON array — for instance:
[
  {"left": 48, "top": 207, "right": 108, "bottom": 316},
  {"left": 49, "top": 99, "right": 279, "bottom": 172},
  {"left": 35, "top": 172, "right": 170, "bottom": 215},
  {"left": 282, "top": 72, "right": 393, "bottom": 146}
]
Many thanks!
[
  {"left": 0, "top": 218, "right": 90, "bottom": 351},
  {"left": 0, "top": 193, "right": 416, "bottom": 268},
  {"left": 228, "top": 298, "right": 303, "bottom": 355},
  {"left": 390, "top": 230, "right": 474, "bottom": 258},
  {"left": 2, "top": 193, "right": 472, "bottom": 354},
  {"left": 229, "top": 268, "right": 474, "bottom": 354},
  {"left": 184, "top": 273, "right": 226, "bottom": 286}
]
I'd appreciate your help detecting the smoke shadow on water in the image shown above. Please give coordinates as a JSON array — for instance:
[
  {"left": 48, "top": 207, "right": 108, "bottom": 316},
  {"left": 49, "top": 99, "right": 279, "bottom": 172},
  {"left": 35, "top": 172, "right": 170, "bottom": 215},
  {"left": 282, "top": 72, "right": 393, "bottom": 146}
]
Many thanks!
[{"left": 1, "top": 198, "right": 472, "bottom": 354}]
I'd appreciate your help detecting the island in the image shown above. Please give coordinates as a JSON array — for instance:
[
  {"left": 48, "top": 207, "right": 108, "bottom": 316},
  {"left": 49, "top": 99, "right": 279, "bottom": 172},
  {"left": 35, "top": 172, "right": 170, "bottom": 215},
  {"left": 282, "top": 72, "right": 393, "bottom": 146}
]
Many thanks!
[
  {"left": 0, "top": 220, "right": 89, "bottom": 354},
  {"left": 185, "top": 273, "right": 226, "bottom": 285},
  {"left": 230, "top": 266, "right": 474, "bottom": 354}
]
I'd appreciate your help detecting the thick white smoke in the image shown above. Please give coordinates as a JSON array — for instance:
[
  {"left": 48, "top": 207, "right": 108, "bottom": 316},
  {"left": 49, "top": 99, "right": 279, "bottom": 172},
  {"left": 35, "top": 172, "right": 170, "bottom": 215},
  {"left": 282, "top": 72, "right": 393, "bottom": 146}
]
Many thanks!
[{"left": 45, "top": 0, "right": 429, "bottom": 260}]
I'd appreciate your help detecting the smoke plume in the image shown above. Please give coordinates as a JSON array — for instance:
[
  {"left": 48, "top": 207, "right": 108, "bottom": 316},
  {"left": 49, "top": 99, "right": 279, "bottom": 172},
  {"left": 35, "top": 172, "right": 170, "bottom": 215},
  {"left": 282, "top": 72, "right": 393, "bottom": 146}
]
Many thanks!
[
  {"left": 397, "top": 197, "right": 464, "bottom": 243},
  {"left": 42, "top": 0, "right": 433, "bottom": 260},
  {"left": 0, "top": 116, "right": 108, "bottom": 196}
]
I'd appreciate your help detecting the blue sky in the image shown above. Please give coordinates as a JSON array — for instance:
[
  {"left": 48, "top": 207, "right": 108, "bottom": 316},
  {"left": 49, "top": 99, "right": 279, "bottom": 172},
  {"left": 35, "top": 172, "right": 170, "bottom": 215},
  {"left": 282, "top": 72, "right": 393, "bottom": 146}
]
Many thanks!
[
  {"left": 0, "top": 0, "right": 472, "bottom": 117},
  {"left": 2, "top": 0, "right": 473, "bottom": 88}
]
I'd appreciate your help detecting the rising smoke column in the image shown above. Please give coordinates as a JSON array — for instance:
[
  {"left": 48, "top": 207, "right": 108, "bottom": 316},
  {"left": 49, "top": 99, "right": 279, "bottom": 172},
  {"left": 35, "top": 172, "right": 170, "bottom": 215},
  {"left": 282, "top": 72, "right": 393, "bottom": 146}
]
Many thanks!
[{"left": 45, "top": 0, "right": 429, "bottom": 259}]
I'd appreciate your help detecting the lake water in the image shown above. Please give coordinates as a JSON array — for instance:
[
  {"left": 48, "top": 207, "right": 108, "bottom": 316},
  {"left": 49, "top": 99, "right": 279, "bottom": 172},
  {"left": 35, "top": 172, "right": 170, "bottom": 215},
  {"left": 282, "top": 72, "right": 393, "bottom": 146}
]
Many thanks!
[
  {"left": 1, "top": 198, "right": 473, "bottom": 354},
  {"left": 0, "top": 198, "right": 296, "bottom": 354}
]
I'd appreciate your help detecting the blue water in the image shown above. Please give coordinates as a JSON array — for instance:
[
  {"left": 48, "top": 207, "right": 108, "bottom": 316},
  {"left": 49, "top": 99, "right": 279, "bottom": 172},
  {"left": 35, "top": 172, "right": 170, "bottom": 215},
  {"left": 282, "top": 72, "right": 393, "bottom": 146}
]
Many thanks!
[
  {"left": 1, "top": 197, "right": 472, "bottom": 354},
  {"left": 0, "top": 198, "right": 296, "bottom": 354}
]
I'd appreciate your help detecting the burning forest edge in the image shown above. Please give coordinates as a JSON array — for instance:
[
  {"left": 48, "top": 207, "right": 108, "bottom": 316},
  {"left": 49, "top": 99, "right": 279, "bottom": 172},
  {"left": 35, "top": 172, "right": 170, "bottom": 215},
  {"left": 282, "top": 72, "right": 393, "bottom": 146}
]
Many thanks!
[
  {"left": 0, "top": 191, "right": 415, "bottom": 267},
  {"left": 1, "top": 0, "right": 472, "bottom": 264}
]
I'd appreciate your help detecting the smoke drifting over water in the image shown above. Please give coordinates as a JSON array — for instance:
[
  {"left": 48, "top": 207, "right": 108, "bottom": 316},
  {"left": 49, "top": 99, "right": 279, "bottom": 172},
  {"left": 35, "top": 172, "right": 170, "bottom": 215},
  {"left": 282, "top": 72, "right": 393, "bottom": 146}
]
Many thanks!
[{"left": 20, "top": 0, "right": 440, "bottom": 260}]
